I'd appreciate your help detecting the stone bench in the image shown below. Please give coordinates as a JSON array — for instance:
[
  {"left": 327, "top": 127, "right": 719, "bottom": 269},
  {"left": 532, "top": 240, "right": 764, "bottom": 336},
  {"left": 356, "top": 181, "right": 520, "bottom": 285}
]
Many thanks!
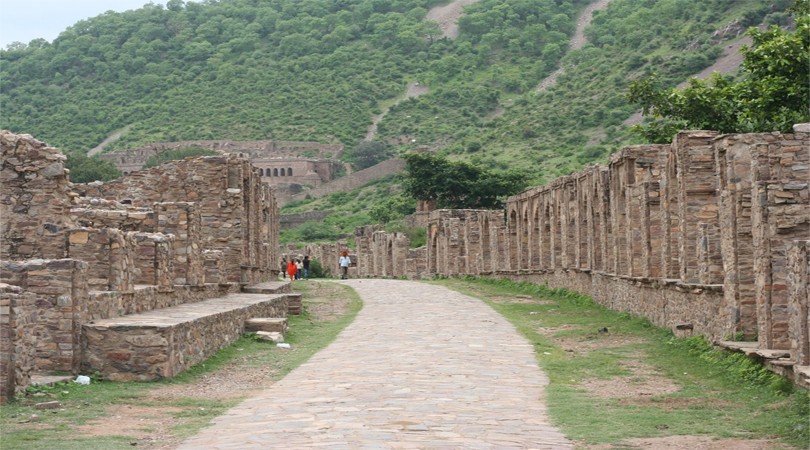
[{"left": 82, "top": 292, "right": 290, "bottom": 381}]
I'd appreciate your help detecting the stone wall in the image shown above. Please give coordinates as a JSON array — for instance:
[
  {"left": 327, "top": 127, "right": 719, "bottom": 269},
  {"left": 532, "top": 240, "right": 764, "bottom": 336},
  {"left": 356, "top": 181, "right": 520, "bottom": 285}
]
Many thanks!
[
  {"left": 279, "top": 158, "right": 406, "bottom": 206},
  {"left": 0, "top": 284, "right": 37, "bottom": 403},
  {"left": 1, "top": 132, "right": 284, "bottom": 401},
  {"left": 301, "top": 126, "right": 810, "bottom": 384},
  {"left": 75, "top": 153, "right": 280, "bottom": 285},
  {"left": 99, "top": 139, "right": 344, "bottom": 174},
  {"left": 0, "top": 259, "right": 89, "bottom": 374},
  {"left": 1, "top": 131, "right": 76, "bottom": 260}
]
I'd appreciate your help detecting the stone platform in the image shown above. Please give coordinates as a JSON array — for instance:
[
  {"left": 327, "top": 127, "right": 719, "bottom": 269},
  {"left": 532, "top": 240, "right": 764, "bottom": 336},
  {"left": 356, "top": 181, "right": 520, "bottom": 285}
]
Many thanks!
[
  {"left": 242, "top": 281, "right": 291, "bottom": 294},
  {"left": 82, "top": 292, "right": 291, "bottom": 381}
]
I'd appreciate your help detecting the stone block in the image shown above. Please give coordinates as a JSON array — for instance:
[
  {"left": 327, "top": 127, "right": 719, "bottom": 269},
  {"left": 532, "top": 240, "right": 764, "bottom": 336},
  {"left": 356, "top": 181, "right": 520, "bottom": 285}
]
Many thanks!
[{"left": 245, "top": 318, "right": 288, "bottom": 334}]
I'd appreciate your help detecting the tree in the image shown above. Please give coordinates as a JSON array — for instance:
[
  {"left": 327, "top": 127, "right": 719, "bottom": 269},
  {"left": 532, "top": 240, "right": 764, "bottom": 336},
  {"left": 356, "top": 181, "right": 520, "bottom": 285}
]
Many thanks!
[
  {"left": 628, "top": 1, "right": 809, "bottom": 142},
  {"left": 400, "top": 152, "right": 529, "bottom": 210},
  {"left": 65, "top": 152, "right": 122, "bottom": 183},
  {"left": 369, "top": 193, "right": 415, "bottom": 223},
  {"left": 347, "top": 141, "right": 392, "bottom": 170}
]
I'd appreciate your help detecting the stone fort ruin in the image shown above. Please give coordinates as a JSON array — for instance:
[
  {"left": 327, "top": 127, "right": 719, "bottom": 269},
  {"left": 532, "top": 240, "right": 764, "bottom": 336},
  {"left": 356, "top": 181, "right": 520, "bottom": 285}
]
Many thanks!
[
  {"left": 1, "top": 131, "right": 297, "bottom": 402},
  {"left": 298, "top": 126, "right": 810, "bottom": 387}
]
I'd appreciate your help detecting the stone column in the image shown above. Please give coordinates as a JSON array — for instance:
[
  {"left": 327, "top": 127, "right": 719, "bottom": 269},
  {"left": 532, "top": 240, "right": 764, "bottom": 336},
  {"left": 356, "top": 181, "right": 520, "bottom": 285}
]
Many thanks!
[
  {"left": 787, "top": 240, "right": 809, "bottom": 364},
  {"left": 155, "top": 202, "right": 203, "bottom": 285}
]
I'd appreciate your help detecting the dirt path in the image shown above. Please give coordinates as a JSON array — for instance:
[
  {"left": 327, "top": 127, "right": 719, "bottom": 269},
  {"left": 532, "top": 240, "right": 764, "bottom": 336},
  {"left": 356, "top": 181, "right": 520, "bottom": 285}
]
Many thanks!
[
  {"left": 536, "top": 0, "right": 614, "bottom": 93},
  {"left": 87, "top": 125, "right": 131, "bottom": 156},
  {"left": 622, "top": 36, "right": 751, "bottom": 126},
  {"left": 424, "top": 0, "right": 482, "bottom": 40},
  {"left": 364, "top": 81, "right": 430, "bottom": 141}
]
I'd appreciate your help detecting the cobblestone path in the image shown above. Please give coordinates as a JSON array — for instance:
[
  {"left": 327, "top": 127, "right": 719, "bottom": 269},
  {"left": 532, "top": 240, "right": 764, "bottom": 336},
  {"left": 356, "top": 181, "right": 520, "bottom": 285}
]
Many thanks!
[{"left": 177, "top": 280, "right": 573, "bottom": 449}]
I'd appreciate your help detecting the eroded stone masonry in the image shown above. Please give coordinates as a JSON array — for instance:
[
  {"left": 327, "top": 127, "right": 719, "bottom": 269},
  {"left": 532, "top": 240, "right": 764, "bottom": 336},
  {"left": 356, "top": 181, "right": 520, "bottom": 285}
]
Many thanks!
[
  {"left": 301, "top": 127, "right": 810, "bottom": 386},
  {"left": 1, "top": 131, "right": 285, "bottom": 402}
]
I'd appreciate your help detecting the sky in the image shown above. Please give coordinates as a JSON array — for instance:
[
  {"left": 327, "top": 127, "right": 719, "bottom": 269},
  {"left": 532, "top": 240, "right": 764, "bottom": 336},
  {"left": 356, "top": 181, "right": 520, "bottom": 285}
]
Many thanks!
[{"left": 1, "top": 0, "right": 157, "bottom": 48}]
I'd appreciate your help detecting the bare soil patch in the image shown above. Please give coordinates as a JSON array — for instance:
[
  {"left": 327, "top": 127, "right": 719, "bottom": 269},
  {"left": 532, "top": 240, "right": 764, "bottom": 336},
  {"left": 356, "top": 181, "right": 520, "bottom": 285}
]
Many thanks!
[
  {"left": 75, "top": 405, "right": 183, "bottom": 447},
  {"left": 425, "top": 0, "right": 483, "bottom": 39}
]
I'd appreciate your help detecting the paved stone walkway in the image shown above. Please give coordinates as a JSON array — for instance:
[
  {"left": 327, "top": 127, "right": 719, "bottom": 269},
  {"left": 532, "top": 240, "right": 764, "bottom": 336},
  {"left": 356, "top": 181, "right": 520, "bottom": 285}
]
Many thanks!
[{"left": 177, "top": 280, "right": 573, "bottom": 449}]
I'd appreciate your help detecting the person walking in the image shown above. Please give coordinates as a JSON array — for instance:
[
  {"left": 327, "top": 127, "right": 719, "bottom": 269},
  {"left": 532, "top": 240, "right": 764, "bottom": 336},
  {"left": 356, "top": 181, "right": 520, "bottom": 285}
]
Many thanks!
[
  {"left": 339, "top": 251, "right": 351, "bottom": 280},
  {"left": 303, "top": 256, "right": 311, "bottom": 280},
  {"left": 280, "top": 259, "right": 287, "bottom": 279},
  {"left": 295, "top": 259, "right": 303, "bottom": 280},
  {"left": 287, "top": 259, "right": 297, "bottom": 281}
]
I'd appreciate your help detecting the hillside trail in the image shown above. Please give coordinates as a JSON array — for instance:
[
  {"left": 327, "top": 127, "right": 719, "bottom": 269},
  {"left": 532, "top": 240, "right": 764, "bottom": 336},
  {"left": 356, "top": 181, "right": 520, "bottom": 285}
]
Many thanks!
[
  {"left": 535, "top": 0, "right": 613, "bottom": 93},
  {"left": 87, "top": 125, "right": 131, "bottom": 156},
  {"left": 622, "top": 35, "right": 751, "bottom": 126}
]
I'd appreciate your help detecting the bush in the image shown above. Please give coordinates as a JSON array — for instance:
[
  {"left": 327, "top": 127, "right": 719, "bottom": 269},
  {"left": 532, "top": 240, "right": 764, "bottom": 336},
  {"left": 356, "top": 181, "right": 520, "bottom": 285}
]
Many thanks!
[{"left": 308, "top": 258, "right": 330, "bottom": 278}]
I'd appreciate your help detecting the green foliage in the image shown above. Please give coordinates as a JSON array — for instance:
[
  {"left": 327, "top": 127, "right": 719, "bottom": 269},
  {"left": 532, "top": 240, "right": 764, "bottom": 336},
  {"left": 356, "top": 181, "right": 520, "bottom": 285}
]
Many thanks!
[
  {"left": 65, "top": 152, "right": 121, "bottom": 183},
  {"left": 628, "top": 4, "right": 809, "bottom": 136},
  {"left": 308, "top": 258, "right": 329, "bottom": 278},
  {"left": 346, "top": 141, "right": 393, "bottom": 170},
  {"left": 383, "top": 219, "right": 427, "bottom": 248},
  {"left": 142, "top": 146, "right": 218, "bottom": 169},
  {"left": 400, "top": 152, "right": 529, "bottom": 209},
  {"left": 369, "top": 193, "right": 415, "bottom": 223}
]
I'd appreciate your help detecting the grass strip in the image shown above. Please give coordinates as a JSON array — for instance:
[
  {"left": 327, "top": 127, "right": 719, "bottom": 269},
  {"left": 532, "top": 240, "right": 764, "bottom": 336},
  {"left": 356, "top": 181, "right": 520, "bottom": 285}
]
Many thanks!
[
  {"left": 0, "top": 282, "right": 362, "bottom": 449},
  {"left": 435, "top": 276, "right": 808, "bottom": 448}
]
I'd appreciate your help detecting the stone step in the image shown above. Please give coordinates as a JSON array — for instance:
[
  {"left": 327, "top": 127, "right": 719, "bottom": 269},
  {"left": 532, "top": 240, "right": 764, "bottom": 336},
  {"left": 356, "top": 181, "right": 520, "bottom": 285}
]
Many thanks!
[
  {"left": 245, "top": 317, "right": 288, "bottom": 334},
  {"left": 82, "top": 292, "right": 289, "bottom": 381},
  {"left": 242, "top": 281, "right": 291, "bottom": 295},
  {"left": 287, "top": 293, "right": 303, "bottom": 316}
]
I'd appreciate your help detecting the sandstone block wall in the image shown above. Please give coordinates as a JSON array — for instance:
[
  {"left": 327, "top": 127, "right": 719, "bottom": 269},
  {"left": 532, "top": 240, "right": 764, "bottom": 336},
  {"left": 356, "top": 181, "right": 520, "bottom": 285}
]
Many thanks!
[
  {"left": 1, "top": 131, "right": 76, "bottom": 260},
  {"left": 0, "top": 284, "right": 37, "bottom": 403},
  {"left": 75, "top": 153, "right": 280, "bottom": 285},
  {"left": 304, "top": 127, "right": 809, "bottom": 384},
  {"left": 0, "top": 259, "right": 89, "bottom": 374},
  {"left": 1, "top": 132, "right": 284, "bottom": 401}
]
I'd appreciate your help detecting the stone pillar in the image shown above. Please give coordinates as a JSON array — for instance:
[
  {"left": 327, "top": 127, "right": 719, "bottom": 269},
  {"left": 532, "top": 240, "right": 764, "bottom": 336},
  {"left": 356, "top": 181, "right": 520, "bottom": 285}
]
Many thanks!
[
  {"left": 751, "top": 130, "right": 810, "bottom": 350},
  {"left": 787, "top": 240, "right": 809, "bottom": 364},
  {"left": 673, "top": 130, "right": 720, "bottom": 284},
  {"left": 155, "top": 202, "right": 203, "bottom": 285},
  {"left": 0, "top": 284, "right": 37, "bottom": 403},
  {"left": 131, "top": 232, "right": 175, "bottom": 289},
  {"left": 67, "top": 228, "right": 134, "bottom": 293},
  {"left": 203, "top": 249, "right": 224, "bottom": 284}
]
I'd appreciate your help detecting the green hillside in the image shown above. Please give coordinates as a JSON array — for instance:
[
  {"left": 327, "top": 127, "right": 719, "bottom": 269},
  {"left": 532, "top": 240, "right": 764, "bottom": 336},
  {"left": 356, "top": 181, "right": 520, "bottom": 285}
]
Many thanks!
[{"left": 2, "top": 0, "right": 802, "bottom": 239}]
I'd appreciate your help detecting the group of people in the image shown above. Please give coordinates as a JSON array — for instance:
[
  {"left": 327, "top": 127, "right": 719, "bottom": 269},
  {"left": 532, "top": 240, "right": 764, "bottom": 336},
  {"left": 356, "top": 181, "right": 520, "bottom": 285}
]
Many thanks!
[
  {"left": 279, "top": 252, "right": 352, "bottom": 280},
  {"left": 283, "top": 256, "right": 310, "bottom": 280}
]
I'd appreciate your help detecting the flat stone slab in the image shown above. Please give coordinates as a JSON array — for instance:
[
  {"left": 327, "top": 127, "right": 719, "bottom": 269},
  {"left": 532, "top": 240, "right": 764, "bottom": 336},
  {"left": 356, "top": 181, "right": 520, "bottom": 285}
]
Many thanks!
[
  {"left": 178, "top": 280, "right": 573, "bottom": 449},
  {"left": 83, "top": 293, "right": 290, "bottom": 381},
  {"left": 243, "top": 281, "right": 291, "bottom": 295}
]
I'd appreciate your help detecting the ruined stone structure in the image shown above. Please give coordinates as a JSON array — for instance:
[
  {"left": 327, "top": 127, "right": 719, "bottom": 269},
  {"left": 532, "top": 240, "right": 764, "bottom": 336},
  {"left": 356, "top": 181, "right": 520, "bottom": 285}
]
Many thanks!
[
  {"left": 297, "top": 127, "right": 810, "bottom": 386},
  {"left": 1, "top": 131, "right": 289, "bottom": 402}
]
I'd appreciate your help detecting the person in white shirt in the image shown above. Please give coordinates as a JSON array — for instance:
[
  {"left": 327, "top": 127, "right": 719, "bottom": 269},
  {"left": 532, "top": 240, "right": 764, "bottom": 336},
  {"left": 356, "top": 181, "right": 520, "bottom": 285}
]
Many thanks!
[{"left": 339, "top": 252, "right": 351, "bottom": 279}]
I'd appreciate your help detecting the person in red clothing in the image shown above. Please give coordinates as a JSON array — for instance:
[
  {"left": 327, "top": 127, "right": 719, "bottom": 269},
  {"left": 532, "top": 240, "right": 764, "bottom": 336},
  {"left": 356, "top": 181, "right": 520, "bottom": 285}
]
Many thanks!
[{"left": 287, "top": 259, "right": 298, "bottom": 280}]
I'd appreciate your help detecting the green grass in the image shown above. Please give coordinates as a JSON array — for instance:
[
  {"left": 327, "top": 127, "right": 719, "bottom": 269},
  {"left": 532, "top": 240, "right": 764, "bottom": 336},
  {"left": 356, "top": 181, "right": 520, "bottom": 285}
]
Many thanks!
[
  {"left": 434, "top": 276, "right": 808, "bottom": 448},
  {"left": 0, "top": 282, "right": 362, "bottom": 449}
]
